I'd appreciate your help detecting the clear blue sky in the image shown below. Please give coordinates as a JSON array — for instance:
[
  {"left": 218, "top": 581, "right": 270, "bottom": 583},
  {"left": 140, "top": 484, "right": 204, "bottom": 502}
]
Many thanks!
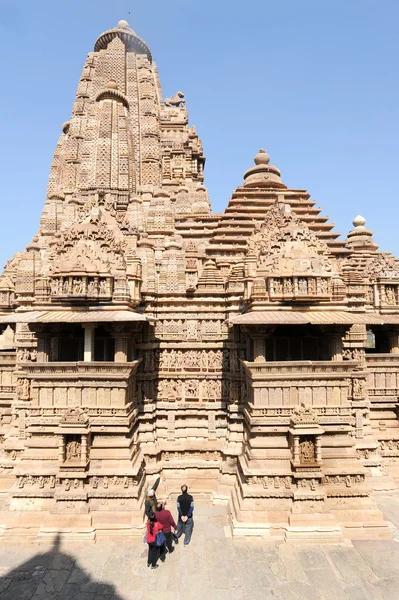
[{"left": 0, "top": 0, "right": 398, "bottom": 269}]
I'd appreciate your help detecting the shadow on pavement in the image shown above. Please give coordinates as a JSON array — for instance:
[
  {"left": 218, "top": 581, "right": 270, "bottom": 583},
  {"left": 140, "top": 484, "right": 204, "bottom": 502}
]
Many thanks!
[{"left": 0, "top": 534, "right": 125, "bottom": 600}]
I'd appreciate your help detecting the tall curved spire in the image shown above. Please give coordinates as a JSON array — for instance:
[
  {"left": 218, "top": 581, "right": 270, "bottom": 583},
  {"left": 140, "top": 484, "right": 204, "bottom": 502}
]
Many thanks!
[{"left": 0, "top": 20, "right": 208, "bottom": 308}]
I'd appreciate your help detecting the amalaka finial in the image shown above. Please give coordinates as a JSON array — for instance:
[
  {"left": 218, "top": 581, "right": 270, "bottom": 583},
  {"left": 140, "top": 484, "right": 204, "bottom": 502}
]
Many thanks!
[
  {"left": 243, "top": 148, "right": 285, "bottom": 189},
  {"left": 254, "top": 149, "right": 270, "bottom": 165},
  {"left": 346, "top": 214, "right": 378, "bottom": 251},
  {"left": 117, "top": 20, "right": 130, "bottom": 30},
  {"left": 352, "top": 215, "right": 366, "bottom": 228}
]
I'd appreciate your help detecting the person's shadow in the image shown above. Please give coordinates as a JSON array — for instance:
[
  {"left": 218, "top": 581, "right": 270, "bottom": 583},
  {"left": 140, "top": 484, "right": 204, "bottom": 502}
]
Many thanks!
[{"left": 0, "top": 534, "right": 126, "bottom": 599}]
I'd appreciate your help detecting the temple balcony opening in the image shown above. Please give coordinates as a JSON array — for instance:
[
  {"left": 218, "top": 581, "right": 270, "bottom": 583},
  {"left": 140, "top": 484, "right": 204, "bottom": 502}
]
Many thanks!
[
  {"left": 246, "top": 324, "right": 341, "bottom": 363},
  {"left": 32, "top": 322, "right": 138, "bottom": 363},
  {"left": 365, "top": 326, "right": 399, "bottom": 355}
]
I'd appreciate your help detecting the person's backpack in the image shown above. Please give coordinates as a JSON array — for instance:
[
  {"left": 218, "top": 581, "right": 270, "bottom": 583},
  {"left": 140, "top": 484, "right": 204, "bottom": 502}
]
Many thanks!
[{"left": 155, "top": 529, "right": 166, "bottom": 547}]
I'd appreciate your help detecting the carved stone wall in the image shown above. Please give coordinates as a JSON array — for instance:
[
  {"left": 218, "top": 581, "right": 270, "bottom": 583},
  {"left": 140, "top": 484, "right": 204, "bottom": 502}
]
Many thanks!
[{"left": 0, "top": 20, "right": 396, "bottom": 540}]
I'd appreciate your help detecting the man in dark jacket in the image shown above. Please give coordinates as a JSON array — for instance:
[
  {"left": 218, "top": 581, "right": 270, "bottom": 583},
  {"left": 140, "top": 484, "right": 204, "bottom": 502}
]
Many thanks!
[
  {"left": 155, "top": 501, "right": 177, "bottom": 553},
  {"left": 144, "top": 475, "right": 161, "bottom": 519},
  {"left": 176, "top": 484, "right": 194, "bottom": 546}
]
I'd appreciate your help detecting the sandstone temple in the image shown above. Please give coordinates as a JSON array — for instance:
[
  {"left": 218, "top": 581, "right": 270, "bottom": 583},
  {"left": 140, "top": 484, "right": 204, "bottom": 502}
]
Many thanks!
[{"left": 0, "top": 20, "right": 398, "bottom": 541}]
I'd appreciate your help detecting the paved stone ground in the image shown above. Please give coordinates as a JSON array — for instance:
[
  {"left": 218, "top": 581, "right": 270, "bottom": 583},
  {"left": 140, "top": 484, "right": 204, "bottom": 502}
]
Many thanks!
[{"left": 1, "top": 495, "right": 399, "bottom": 599}]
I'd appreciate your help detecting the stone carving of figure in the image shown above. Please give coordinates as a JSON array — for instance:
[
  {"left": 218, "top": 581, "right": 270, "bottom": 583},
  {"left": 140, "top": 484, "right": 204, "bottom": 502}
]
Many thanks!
[
  {"left": 385, "top": 286, "right": 396, "bottom": 305},
  {"left": 51, "top": 279, "right": 58, "bottom": 295},
  {"left": 30, "top": 349, "right": 37, "bottom": 362},
  {"left": 352, "top": 379, "right": 365, "bottom": 398},
  {"left": 222, "top": 350, "right": 230, "bottom": 370},
  {"left": 170, "top": 349, "right": 179, "bottom": 370},
  {"left": 87, "top": 279, "right": 96, "bottom": 296},
  {"left": 342, "top": 348, "right": 351, "bottom": 360},
  {"left": 308, "top": 278, "right": 316, "bottom": 294},
  {"left": 298, "top": 278, "right": 307, "bottom": 294},
  {"left": 319, "top": 278, "right": 328, "bottom": 294},
  {"left": 206, "top": 379, "right": 220, "bottom": 401},
  {"left": 185, "top": 351, "right": 199, "bottom": 369},
  {"left": 142, "top": 381, "right": 152, "bottom": 402},
  {"left": 66, "top": 439, "right": 81, "bottom": 461},
  {"left": 167, "top": 380, "right": 178, "bottom": 400},
  {"left": 274, "top": 279, "right": 282, "bottom": 294},
  {"left": 99, "top": 279, "right": 107, "bottom": 295},
  {"left": 366, "top": 287, "right": 373, "bottom": 304},
  {"left": 158, "top": 379, "right": 168, "bottom": 398},
  {"left": 283, "top": 278, "right": 293, "bottom": 294},
  {"left": 299, "top": 437, "right": 315, "bottom": 463},
  {"left": 215, "top": 350, "right": 223, "bottom": 369},
  {"left": 164, "top": 91, "right": 185, "bottom": 107},
  {"left": 154, "top": 349, "right": 160, "bottom": 370},
  {"left": 208, "top": 350, "right": 216, "bottom": 370},
  {"left": 73, "top": 278, "right": 82, "bottom": 295},
  {"left": 16, "top": 349, "right": 24, "bottom": 362},
  {"left": 185, "top": 380, "right": 199, "bottom": 398},
  {"left": 144, "top": 352, "right": 153, "bottom": 372},
  {"left": 201, "top": 350, "right": 208, "bottom": 371},
  {"left": 159, "top": 350, "right": 167, "bottom": 370},
  {"left": 230, "top": 350, "right": 239, "bottom": 372},
  {"left": 63, "top": 279, "right": 69, "bottom": 294},
  {"left": 17, "top": 378, "right": 30, "bottom": 400}
]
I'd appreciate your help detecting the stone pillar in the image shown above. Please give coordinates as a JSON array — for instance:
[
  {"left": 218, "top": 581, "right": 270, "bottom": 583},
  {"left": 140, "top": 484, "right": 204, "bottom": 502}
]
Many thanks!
[
  {"left": 114, "top": 335, "right": 129, "bottom": 362},
  {"left": 50, "top": 336, "right": 59, "bottom": 361},
  {"left": 324, "top": 326, "right": 345, "bottom": 361},
  {"left": 293, "top": 436, "right": 300, "bottom": 463},
  {"left": 315, "top": 436, "right": 322, "bottom": 462},
  {"left": 81, "top": 434, "right": 87, "bottom": 462},
  {"left": 82, "top": 324, "right": 96, "bottom": 362},
  {"left": 330, "top": 334, "right": 343, "bottom": 361},
  {"left": 58, "top": 435, "right": 64, "bottom": 463},
  {"left": 252, "top": 335, "right": 265, "bottom": 363},
  {"left": 388, "top": 330, "right": 399, "bottom": 354},
  {"left": 37, "top": 334, "right": 50, "bottom": 362}
]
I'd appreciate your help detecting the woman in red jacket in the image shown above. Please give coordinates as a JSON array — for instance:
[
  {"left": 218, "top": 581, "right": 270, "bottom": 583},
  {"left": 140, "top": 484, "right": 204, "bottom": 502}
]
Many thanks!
[{"left": 146, "top": 516, "right": 166, "bottom": 569}]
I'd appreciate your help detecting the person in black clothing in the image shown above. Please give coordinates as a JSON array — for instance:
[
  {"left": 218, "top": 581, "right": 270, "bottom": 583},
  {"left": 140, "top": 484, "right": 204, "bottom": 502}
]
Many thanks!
[
  {"left": 176, "top": 484, "right": 194, "bottom": 546},
  {"left": 144, "top": 475, "right": 161, "bottom": 519}
]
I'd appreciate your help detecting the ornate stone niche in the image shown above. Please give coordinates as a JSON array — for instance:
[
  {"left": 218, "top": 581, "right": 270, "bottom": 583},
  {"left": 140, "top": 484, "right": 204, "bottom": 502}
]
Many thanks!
[
  {"left": 58, "top": 408, "right": 90, "bottom": 473},
  {"left": 288, "top": 405, "right": 324, "bottom": 472},
  {"left": 65, "top": 435, "right": 82, "bottom": 461},
  {"left": 0, "top": 276, "right": 15, "bottom": 309},
  {"left": 381, "top": 283, "right": 398, "bottom": 307}
]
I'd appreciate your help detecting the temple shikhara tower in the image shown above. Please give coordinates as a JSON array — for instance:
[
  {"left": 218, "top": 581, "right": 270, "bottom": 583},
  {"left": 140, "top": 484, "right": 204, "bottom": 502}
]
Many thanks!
[{"left": 1, "top": 20, "right": 399, "bottom": 541}]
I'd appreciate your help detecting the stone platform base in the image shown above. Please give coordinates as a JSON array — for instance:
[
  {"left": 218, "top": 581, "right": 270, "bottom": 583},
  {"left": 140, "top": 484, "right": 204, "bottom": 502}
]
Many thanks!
[
  {"left": 230, "top": 516, "right": 390, "bottom": 542},
  {"left": 0, "top": 510, "right": 146, "bottom": 542}
]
